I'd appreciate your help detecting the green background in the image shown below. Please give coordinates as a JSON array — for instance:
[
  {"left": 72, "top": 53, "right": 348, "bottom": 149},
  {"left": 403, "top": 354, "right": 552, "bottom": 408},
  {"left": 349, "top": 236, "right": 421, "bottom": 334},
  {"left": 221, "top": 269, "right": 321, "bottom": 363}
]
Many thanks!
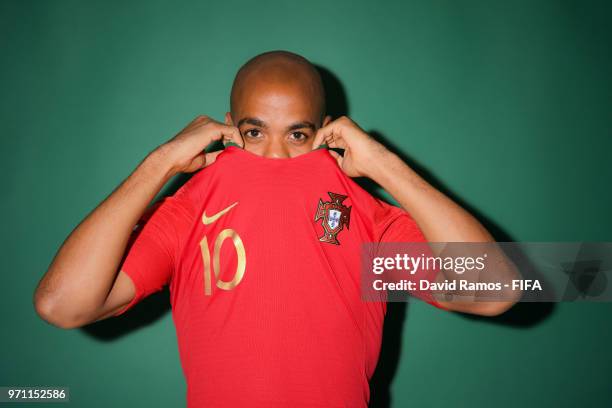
[{"left": 2, "top": 0, "right": 611, "bottom": 407}]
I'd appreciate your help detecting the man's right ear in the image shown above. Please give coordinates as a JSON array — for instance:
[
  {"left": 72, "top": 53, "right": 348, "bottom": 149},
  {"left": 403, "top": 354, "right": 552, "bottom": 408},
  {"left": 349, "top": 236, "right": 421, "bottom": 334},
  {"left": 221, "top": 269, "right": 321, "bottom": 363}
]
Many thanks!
[{"left": 224, "top": 112, "right": 234, "bottom": 126}]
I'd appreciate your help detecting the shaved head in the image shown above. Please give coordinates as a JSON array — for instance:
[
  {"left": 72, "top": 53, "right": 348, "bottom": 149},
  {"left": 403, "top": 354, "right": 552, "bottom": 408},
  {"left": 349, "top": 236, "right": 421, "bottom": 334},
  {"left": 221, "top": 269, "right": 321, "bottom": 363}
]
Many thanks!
[
  {"left": 230, "top": 50, "right": 326, "bottom": 124},
  {"left": 226, "top": 50, "right": 331, "bottom": 158}
]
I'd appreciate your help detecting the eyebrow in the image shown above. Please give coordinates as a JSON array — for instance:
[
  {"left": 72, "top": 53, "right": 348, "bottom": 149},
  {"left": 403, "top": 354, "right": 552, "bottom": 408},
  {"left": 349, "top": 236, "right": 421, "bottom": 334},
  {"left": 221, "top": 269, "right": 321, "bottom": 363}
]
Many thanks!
[
  {"left": 237, "top": 117, "right": 316, "bottom": 132},
  {"left": 287, "top": 121, "right": 316, "bottom": 132},
  {"left": 237, "top": 117, "right": 266, "bottom": 128}
]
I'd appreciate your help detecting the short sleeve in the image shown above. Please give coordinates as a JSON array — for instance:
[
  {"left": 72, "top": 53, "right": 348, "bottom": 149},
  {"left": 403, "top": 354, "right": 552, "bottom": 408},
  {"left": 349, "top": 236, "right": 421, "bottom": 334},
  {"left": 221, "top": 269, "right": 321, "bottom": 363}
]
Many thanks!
[
  {"left": 113, "top": 193, "right": 195, "bottom": 317},
  {"left": 377, "top": 203, "right": 426, "bottom": 243},
  {"left": 375, "top": 200, "right": 449, "bottom": 310}
]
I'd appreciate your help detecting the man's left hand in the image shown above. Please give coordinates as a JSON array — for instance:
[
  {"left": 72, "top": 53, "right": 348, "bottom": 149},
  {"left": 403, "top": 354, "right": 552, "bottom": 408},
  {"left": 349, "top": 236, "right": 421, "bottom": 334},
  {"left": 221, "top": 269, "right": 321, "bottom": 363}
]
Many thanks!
[{"left": 312, "top": 116, "right": 388, "bottom": 178}]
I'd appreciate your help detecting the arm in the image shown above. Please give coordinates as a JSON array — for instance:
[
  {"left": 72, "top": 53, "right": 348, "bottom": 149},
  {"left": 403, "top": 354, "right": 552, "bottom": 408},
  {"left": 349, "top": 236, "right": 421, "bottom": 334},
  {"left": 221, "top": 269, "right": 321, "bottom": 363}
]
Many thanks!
[
  {"left": 33, "top": 116, "right": 242, "bottom": 329},
  {"left": 312, "top": 116, "right": 521, "bottom": 316},
  {"left": 35, "top": 150, "right": 175, "bottom": 329},
  {"left": 367, "top": 149, "right": 521, "bottom": 315}
]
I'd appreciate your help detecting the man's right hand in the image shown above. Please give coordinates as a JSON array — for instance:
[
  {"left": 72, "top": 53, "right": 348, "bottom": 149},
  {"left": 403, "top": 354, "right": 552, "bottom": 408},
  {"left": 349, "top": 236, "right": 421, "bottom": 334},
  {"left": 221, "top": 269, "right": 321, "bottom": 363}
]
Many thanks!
[
  {"left": 33, "top": 115, "right": 243, "bottom": 329},
  {"left": 160, "top": 115, "right": 243, "bottom": 175}
]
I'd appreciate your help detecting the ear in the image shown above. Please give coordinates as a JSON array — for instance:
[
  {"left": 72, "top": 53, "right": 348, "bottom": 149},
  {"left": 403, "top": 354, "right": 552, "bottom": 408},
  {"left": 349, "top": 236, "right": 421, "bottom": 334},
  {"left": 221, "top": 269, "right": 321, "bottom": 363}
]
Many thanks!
[
  {"left": 322, "top": 115, "right": 332, "bottom": 127},
  {"left": 224, "top": 112, "right": 234, "bottom": 126}
]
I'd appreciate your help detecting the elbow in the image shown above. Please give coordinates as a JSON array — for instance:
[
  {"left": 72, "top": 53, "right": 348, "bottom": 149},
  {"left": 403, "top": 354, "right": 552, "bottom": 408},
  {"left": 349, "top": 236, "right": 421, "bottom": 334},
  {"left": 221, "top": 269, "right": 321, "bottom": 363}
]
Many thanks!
[
  {"left": 33, "top": 291, "right": 82, "bottom": 330},
  {"left": 472, "top": 290, "right": 522, "bottom": 317},
  {"left": 473, "top": 301, "right": 516, "bottom": 317},
  {"left": 480, "top": 284, "right": 523, "bottom": 317},
  {"left": 445, "top": 291, "right": 521, "bottom": 316},
  {"left": 474, "top": 270, "right": 523, "bottom": 317},
  {"left": 438, "top": 284, "right": 522, "bottom": 316}
]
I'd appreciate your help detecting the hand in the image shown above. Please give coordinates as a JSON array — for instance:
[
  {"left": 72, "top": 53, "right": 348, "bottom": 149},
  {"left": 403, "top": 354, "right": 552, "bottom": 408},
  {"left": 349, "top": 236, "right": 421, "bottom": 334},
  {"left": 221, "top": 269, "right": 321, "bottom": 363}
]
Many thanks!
[
  {"left": 160, "top": 115, "right": 243, "bottom": 174},
  {"left": 311, "top": 116, "right": 388, "bottom": 178}
]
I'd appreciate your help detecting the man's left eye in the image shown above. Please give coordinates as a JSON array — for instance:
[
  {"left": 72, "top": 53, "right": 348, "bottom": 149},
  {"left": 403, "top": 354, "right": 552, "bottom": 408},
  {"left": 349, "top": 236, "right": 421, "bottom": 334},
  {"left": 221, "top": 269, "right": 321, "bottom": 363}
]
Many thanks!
[{"left": 290, "top": 132, "right": 307, "bottom": 141}]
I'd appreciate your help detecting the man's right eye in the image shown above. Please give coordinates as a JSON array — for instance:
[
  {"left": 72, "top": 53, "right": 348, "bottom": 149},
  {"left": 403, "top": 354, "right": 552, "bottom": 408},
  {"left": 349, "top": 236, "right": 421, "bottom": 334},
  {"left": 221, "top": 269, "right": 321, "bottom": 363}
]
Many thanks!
[{"left": 245, "top": 129, "right": 262, "bottom": 138}]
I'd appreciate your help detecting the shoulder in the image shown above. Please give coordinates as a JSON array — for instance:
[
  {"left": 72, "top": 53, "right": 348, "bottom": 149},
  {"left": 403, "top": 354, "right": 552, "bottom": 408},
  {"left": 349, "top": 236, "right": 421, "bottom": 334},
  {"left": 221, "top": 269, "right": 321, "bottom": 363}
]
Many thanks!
[{"left": 171, "top": 158, "right": 221, "bottom": 203}]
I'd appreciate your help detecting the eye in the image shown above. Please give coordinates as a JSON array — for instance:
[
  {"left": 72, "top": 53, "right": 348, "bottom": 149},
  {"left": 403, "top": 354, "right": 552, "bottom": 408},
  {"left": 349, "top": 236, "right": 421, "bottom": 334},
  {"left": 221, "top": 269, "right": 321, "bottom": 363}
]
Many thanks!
[
  {"left": 244, "top": 129, "right": 262, "bottom": 139},
  {"left": 289, "top": 132, "right": 308, "bottom": 142}
]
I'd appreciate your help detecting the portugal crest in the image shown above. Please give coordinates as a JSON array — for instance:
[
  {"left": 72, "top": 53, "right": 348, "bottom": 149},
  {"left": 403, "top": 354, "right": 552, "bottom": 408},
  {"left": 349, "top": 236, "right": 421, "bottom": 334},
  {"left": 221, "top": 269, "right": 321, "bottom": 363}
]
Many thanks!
[{"left": 314, "top": 192, "right": 351, "bottom": 245}]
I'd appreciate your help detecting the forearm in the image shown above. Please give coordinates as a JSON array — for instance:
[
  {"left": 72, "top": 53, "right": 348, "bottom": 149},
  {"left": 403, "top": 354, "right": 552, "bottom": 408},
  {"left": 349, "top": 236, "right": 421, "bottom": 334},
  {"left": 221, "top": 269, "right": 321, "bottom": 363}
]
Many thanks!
[
  {"left": 368, "top": 150, "right": 493, "bottom": 243},
  {"left": 33, "top": 146, "right": 175, "bottom": 324},
  {"left": 369, "top": 151, "right": 521, "bottom": 314}
]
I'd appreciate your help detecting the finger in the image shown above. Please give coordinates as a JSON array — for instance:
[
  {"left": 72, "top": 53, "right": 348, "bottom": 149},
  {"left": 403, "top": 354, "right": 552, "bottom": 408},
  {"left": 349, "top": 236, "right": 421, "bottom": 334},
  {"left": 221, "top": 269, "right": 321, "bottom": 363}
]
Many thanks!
[
  {"left": 313, "top": 122, "right": 348, "bottom": 150},
  {"left": 312, "top": 125, "right": 329, "bottom": 149},
  {"left": 202, "top": 122, "right": 241, "bottom": 147},
  {"left": 328, "top": 149, "right": 343, "bottom": 167},
  {"left": 187, "top": 152, "right": 207, "bottom": 172},
  {"left": 218, "top": 124, "right": 244, "bottom": 148},
  {"left": 328, "top": 149, "right": 341, "bottom": 160},
  {"left": 312, "top": 122, "right": 337, "bottom": 149},
  {"left": 329, "top": 134, "right": 347, "bottom": 150},
  {"left": 322, "top": 131, "right": 347, "bottom": 150},
  {"left": 203, "top": 150, "right": 222, "bottom": 167}
]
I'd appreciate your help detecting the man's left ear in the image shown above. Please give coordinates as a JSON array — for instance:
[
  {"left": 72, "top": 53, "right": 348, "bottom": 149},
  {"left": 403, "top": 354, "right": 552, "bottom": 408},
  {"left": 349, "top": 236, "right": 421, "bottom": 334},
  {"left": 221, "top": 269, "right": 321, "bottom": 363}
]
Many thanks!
[{"left": 322, "top": 115, "right": 332, "bottom": 127}]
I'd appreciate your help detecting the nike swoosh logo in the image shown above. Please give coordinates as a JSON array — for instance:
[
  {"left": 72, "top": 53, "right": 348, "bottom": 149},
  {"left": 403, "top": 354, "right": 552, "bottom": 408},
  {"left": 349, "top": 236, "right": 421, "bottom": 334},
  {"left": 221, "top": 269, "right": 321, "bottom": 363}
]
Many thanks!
[{"left": 202, "top": 201, "right": 239, "bottom": 225}]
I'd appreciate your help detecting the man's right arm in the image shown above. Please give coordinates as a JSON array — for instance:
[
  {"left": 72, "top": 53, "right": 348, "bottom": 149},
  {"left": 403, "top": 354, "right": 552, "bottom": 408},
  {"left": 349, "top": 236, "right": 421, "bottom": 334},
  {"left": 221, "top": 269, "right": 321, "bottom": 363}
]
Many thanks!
[
  {"left": 33, "top": 147, "right": 176, "bottom": 329},
  {"left": 32, "top": 115, "right": 243, "bottom": 329}
]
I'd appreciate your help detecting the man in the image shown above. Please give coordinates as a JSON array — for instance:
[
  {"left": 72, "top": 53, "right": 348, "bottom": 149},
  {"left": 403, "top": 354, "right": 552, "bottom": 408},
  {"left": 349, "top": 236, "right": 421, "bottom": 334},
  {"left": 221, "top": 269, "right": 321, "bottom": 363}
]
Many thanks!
[{"left": 34, "top": 50, "right": 519, "bottom": 406}]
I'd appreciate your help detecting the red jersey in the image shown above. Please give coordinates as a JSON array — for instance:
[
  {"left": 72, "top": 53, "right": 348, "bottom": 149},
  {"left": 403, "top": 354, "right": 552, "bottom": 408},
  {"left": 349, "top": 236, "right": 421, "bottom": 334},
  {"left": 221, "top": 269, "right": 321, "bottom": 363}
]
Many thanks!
[{"left": 114, "top": 145, "right": 443, "bottom": 407}]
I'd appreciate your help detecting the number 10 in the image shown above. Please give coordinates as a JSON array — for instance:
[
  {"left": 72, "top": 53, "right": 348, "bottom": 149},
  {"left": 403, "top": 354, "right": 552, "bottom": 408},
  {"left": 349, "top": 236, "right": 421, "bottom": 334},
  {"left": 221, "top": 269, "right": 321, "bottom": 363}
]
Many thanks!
[{"left": 200, "top": 229, "right": 246, "bottom": 295}]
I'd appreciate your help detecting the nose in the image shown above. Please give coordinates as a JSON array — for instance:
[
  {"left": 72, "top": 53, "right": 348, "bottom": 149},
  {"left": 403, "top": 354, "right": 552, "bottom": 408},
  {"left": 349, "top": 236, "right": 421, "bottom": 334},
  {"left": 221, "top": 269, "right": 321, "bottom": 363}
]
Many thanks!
[{"left": 262, "top": 138, "right": 290, "bottom": 159}]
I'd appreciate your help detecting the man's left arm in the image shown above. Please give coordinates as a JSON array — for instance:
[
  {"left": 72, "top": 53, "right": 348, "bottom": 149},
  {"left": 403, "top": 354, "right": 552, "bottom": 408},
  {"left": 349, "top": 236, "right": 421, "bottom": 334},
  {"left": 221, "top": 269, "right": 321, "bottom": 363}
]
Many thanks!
[{"left": 312, "top": 116, "right": 521, "bottom": 316}]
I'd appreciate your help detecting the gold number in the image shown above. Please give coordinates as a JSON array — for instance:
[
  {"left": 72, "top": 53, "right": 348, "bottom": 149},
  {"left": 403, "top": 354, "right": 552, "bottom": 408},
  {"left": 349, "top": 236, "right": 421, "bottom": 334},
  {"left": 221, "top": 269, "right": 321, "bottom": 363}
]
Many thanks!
[{"left": 200, "top": 229, "right": 246, "bottom": 295}]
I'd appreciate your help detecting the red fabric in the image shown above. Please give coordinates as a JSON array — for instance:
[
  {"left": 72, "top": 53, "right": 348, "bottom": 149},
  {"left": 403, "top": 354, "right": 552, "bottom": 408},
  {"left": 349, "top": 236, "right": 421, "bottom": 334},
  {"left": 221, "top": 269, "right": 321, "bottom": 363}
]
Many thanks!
[
  {"left": 376, "top": 206, "right": 449, "bottom": 310},
  {"left": 115, "top": 193, "right": 195, "bottom": 315},
  {"left": 115, "top": 146, "right": 440, "bottom": 407}
]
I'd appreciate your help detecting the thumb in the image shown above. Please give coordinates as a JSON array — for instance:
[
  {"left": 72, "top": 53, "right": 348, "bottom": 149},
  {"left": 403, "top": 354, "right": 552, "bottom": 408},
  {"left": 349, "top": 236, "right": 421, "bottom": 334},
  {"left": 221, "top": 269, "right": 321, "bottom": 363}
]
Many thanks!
[
  {"left": 328, "top": 149, "right": 343, "bottom": 167},
  {"left": 203, "top": 150, "right": 222, "bottom": 167},
  {"left": 181, "top": 152, "right": 207, "bottom": 173}
]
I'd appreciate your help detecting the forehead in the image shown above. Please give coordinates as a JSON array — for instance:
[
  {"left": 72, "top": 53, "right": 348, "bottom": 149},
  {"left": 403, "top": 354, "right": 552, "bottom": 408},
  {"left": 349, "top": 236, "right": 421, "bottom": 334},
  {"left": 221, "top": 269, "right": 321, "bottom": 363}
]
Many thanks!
[{"left": 234, "top": 80, "right": 320, "bottom": 123}]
